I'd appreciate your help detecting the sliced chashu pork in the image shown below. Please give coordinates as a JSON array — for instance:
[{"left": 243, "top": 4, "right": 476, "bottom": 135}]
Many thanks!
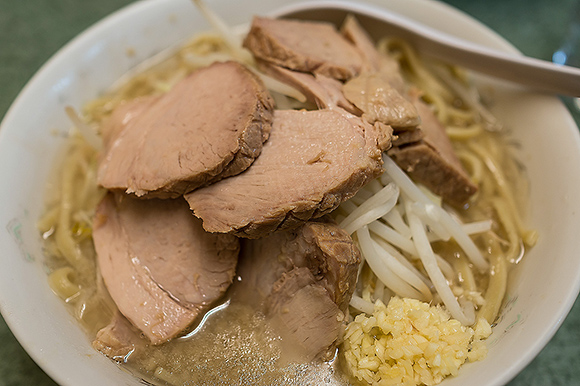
[
  {"left": 340, "top": 16, "right": 477, "bottom": 204},
  {"left": 97, "top": 61, "right": 274, "bottom": 198},
  {"left": 257, "top": 59, "right": 359, "bottom": 114},
  {"left": 268, "top": 268, "right": 342, "bottom": 361},
  {"left": 391, "top": 127, "right": 425, "bottom": 147},
  {"left": 343, "top": 71, "right": 421, "bottom": 129},
  {"left": 243, "top": 16, "right": 363, "bottom": 81},
  {"left": 185, "top": 108, "right": 384, "bottom": 238},
  {"left": 340, "top": 14, "right": 406, "bottom": 91},
  {"left": 256, "top": 60, "right": 392, "bottom": 150},
  {"left": 340, "top": 16, "right": 420, "bottom": 129},
  {"left": 237, "top": 217, "right": 360, "bottom": 361},
  {"left": 93, "top": 193, "right": 239, "bottom": 344},
  {"left": 341, "top": 14, "right": 383, "bottom": 72},
  {"left": 340, "top": 15, "right": 420, "bottom": 130},
  {"left": 388, "top": 100, "right": 478, "bottom": 206},
  {"left": 93, "top": 311, "right": 143, "bottom": 362}
]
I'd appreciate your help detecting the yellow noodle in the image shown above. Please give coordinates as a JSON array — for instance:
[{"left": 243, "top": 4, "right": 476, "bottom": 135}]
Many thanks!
[
  {"left": 454, "top": 255, "right": 477, "bottom": 293},
  {"left": 48, "top": 266, "right": 81, "bottom": 301},
  {"left": 478, "top": 237, "right": 508, "bottom": 324},
  {"left": 445, "top": 105, "right": 477, "bottom": 123},
  {"left": 41, "top": 129, "right": 108, "bottom": 337},
  {"left": 424, "top": 90, "right": 450, "bottom": 123},
  {"left": 447, "top": 123, "right": 484, "bottom": 141},
  {"left": 377, "top": 38, "right": 454, "bottom": 115},
  {"left": 467, "top": 141, "right": 531, "bottom": 242},
  {"left": 492, "top": 199, "right": 521, "bottom": 264},
  {"left": 383, "top": 39, "right": 534, "bottom": 326},
  {"left": 455, "top": 149, "right": 484, "bottom": 184},
  {"left": 54, "top": 148, "right": 82, "bottom": 267},
  {"left": 37, "top": 206, "right": 60, "bottom": 234}
]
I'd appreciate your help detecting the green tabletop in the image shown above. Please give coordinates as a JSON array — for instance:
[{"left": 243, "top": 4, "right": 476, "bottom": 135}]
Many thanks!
[{"left": 1, "top": 0, "right": 579, "bottom": 385}]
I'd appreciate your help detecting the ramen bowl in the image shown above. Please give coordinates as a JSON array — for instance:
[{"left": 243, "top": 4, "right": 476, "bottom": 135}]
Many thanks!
[{"left": 1, "top": 0, "right": 579, "bottom": 385}]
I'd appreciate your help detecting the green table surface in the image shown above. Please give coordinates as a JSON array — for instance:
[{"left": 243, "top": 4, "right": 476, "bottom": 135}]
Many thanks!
[{"left": 1, "top": 0, "right": 579, "bottom": 385}]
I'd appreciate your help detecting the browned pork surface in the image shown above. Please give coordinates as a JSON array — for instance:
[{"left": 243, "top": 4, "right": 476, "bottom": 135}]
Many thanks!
[
  {"left": 388, "top": 100, "right": 478, "bottom": 205},
  {"left": 93, "top": 193, "right": 239, "bottom": 344},
  {"left": 391, "top": 127, "right": 425, "bottom": 147},
  {"left": 236, "top": 218, "right": 360, "bottom": 361},
  {"left": 185, "top": 108, "right": 384, "bottom": 238},
  {"left": 243, "top": 17, "right": 363, "bottom": 81},
  {"left": 97, "top": 61, "right": 274, "bottom": 198}
]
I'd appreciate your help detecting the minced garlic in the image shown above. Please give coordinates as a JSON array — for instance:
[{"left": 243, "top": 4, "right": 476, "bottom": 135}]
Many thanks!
[{"left": 342, "top": 297, "right": 491, "bottom": 386}]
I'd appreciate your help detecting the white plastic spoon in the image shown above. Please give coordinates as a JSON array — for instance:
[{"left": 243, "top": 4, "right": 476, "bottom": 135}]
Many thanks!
[{"left": 272, "top": 0, "right": 580, "bottom": 97}]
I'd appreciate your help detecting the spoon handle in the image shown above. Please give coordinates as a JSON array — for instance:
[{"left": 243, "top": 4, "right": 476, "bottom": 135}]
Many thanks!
[
  {"left": 274, "top": 1, "right": 580, "bottom": 97},
  {"left": 410, "top": 21, "right": 580, "bottom": 97}
]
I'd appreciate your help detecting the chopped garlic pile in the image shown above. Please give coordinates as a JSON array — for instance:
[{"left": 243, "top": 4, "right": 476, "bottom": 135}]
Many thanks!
[{"left": 342, "top": 297, "right": 491, "bottom": 386}]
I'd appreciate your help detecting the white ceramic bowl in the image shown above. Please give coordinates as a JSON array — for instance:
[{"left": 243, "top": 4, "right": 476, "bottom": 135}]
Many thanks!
[{"left": 1, "top": 0, "right": 579, "bottom": 385}]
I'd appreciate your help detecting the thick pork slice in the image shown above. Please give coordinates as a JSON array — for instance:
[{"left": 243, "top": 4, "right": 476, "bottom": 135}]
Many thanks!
[
  {"left": 185, "top": 108, "right": 384, "bottom": 238},
  {"left": 388, "top": 100, "right": 478, "bottom": 205},
  {"left": 243, "top": 17, "right": 363, "bottom": 81},
  {"left": 93, "top": 193, "right": 239, "bottom": 344},
  {"left": 97, "top": 61, "right": 274, "bottom": 198},
  {"left": 391, "top": 127, "right": 425, "bottom": 147},
  {"left": 237, "top": 218, "right": 360, "bottom": 361}
]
